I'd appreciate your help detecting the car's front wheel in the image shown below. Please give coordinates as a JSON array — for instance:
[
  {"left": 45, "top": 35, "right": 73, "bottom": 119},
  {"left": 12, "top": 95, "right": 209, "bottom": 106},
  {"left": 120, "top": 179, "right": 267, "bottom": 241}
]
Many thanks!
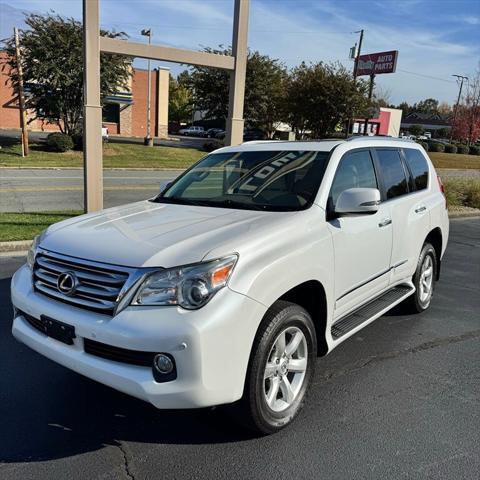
[{"left": 234, "top": 300, "right": 317, "bottom": 435}]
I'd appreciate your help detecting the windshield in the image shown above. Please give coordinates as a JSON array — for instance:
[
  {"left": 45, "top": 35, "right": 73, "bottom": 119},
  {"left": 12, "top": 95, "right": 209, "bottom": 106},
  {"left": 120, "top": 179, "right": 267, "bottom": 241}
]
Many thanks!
[{"left": 153, "top": 150, "right": 330, "bottom": 211}]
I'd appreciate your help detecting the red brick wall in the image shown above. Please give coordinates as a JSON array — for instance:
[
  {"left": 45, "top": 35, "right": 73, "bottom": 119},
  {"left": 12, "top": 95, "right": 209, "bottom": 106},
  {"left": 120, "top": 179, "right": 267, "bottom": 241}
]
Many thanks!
[
  {"left": 131, "top": 68, "right": 158, "bottom": 137},
  {"left": 0, "top": 52, "right": 21, "bottom": 129}
]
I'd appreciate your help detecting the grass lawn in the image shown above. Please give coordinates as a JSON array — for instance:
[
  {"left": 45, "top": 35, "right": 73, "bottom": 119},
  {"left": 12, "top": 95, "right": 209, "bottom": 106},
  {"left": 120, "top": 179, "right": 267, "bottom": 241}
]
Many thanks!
[
  {"left": 0, "top": 142, "right": 204, "bottom": 169},
  {"left": 428, "top": 152, "right": 480, "bottom": 170},
  {"left": 0, "top": 211, "right": 81, "bottom": 242}
]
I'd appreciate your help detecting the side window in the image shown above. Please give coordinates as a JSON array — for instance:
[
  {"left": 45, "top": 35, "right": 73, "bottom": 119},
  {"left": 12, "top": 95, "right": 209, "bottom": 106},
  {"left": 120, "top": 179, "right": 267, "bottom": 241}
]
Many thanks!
[
  {"left": 403, "top": 148, "right": 429, "bottom": 190},
  {"left": 329, "top": 150, "right": 378, "bottom": 208},
  {"left": 376, "top": 149, "right": 409, "bottom": 199}
]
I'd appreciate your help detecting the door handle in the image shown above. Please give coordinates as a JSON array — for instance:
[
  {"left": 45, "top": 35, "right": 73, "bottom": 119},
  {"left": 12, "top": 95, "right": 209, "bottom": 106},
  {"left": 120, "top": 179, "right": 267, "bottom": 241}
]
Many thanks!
[
  {"left": 378, "top": 218, "right": 392, "bottom": 227},
  {"left": 415, "top": 206, "right": 427, "bottom": 213}
]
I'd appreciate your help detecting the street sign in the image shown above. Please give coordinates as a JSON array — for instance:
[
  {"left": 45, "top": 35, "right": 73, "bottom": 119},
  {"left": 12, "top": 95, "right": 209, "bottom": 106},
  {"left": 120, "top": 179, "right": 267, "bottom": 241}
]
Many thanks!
[{"left": 357, "top": 50, "right": 398, "bottom": 76}]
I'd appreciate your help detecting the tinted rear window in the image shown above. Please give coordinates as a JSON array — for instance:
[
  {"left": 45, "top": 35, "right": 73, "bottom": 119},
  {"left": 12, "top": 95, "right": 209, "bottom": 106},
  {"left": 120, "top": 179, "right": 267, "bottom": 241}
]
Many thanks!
[
  {"left": 403, "top": 148, "right": 429, "bottom": 190},
  {"left": 376, "top": 149, "right": 409, "bottom": 199}
]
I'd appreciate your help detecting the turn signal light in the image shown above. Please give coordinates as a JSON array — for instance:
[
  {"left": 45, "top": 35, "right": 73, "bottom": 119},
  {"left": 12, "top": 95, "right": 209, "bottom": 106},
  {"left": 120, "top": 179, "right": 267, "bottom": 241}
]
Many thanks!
[{"left": 437, "top": 175, "right": 447, "bottom": 209}]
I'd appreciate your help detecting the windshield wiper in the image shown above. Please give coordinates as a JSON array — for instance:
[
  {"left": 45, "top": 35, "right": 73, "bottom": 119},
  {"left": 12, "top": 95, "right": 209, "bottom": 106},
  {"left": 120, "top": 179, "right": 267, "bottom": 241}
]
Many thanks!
[
  {"left": 150, "top": 196, "right": 210, "bottom": 207},
  {"left": 210, "top": 199, "right": 266, "bottom": 211}
]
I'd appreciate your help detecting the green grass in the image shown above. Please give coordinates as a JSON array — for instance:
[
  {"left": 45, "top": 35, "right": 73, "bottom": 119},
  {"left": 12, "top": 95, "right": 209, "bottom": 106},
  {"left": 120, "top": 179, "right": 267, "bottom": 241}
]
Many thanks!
[
  {"left": 0, "top": 211, "right": 81, "bottom": 242},
  {"left": 443, "top": 178, "right": 480, "bottom": 210},
  {"left": 0, "top": 142, "right": 204, "bottom": 169},
  {"left": 428, "top": 152, "right": 480, "bottom": 170}
]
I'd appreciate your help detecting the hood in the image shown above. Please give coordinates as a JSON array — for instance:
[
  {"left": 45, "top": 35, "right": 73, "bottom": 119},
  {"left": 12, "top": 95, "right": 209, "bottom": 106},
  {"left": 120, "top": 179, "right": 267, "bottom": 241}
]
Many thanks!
[{"left": 40, "top": 201, "right": 292, "bottom": 268}]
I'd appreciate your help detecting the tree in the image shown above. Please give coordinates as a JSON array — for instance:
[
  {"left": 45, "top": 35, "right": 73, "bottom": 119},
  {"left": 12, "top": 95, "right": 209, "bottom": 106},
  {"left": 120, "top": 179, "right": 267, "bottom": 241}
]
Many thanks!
[
  {"left": 408, "top": 124, "right": 424, "bottom": 136},
  {"left": 169, "top": 74, "right": 193, "bottom": 124},
  {"left": 413, "top": 98, "right": 439, "bottom": 114},
  {"left": 373, "top": 85, "right": 392, "bottom": 108},
  {"left": 451, "top": 65, "right": 480, "bottom": 144},
  {"left": 437, "top": 102, "right": 452, "bottom": 117},
  {"left": 186, "top": 47, "right": 287, "bottom": 137},
  {"left": 284, "top": 61, "right": 371, "bottom": 138},
  {"left": 397, "top": 101, "right": 412, "bottom": 117},
  {"left": 2, "top": 13, "right": 131, "bottom": 135}
]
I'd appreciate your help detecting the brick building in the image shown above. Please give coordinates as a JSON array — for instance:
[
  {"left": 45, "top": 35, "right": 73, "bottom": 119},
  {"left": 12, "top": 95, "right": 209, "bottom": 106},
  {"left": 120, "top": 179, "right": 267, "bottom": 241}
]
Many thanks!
[{"left": 0, "top": 52, "right": 169, "bottom": 138}]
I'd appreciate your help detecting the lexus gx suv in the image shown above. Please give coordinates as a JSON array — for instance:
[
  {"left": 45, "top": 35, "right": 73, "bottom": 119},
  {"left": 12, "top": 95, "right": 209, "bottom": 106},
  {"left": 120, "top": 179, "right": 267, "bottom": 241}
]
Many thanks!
[{"left": 11, "top": 137, "right": 449, "bottom": 434}]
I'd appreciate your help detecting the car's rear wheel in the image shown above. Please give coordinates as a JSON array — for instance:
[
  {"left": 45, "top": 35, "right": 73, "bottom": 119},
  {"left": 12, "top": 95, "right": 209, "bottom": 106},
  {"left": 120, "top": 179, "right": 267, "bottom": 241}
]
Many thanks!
[
  {"left": 405, "top": 242, "right": 437, "bottom": 313},
  {"left": 233, "top": 300, "right": 317, "bottom": 435}
]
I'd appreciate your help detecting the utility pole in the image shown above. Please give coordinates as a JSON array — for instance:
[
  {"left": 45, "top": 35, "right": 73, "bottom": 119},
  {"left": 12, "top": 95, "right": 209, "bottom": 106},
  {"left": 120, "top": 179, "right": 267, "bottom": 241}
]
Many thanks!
[
  {"left": 141, "top": 28, "right": 153, "bottom": 146},
  {"left": 363, "top": 74, "right": 375, "bottom": 135},
  {"left": 14, "top": 27, "right": 29, "bottom": 156},
  {"left": 346, "top": 29, "right": 364, "bottom": 137},
  {"left": 450, "top": 74, "right": 468, "bottom": 142}
]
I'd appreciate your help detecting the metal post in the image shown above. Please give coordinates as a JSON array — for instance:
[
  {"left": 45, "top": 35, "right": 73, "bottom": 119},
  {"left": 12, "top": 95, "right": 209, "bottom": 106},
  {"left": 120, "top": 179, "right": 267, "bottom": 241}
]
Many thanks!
[
  {"left": 141, "top": 29, "right": 153, "bottom": 146},
  {"left": 347, "top": 29, "right": 363, "bottom": 137},
  {"left": 83, "top": 0, "right": 103, "bottom": 212},
  {"left": 363, "top": 74, "right": 375, "bottom": 136},
  {"left": 14, "top": 27, "right": 29, "bottom": 157},
  {"left": 225, "top": 0, "right": 249, "bottom": 146}
]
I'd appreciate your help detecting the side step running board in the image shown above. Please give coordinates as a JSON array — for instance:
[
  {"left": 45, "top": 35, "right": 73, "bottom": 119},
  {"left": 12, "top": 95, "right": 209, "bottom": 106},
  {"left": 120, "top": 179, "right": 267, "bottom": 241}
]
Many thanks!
[{"left": 331, "top": 285, "right": 414, "bottom": 339}]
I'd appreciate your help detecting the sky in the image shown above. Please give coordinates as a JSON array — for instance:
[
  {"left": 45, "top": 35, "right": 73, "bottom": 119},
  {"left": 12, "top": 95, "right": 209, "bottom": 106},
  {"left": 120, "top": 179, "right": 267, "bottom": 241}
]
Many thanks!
[{"left": 1, "top": 0, "right": 479, "bottom": 105}]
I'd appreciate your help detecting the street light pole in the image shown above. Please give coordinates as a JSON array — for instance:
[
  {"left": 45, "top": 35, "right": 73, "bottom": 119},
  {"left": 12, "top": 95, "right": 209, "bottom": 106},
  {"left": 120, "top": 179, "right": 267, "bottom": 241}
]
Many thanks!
[
  {"left": 450, "top": 74, "right": 468, "bottom": 142},
  {"left": 141, "top": 28, "right": 153, "bottom": 146}
]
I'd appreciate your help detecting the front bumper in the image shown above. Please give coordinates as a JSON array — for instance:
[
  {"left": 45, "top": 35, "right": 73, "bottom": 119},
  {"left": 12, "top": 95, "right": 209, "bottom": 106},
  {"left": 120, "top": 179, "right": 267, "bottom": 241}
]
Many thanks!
[{"left": 11, "top": 264, "right": 266, "bottom": 408}]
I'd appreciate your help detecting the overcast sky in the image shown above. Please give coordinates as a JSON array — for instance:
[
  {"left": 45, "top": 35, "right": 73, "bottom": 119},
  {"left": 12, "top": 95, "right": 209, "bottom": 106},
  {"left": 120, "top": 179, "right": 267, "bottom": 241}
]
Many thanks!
[{"left": 1, "top": 0, "right": 479, "bottom": 105}]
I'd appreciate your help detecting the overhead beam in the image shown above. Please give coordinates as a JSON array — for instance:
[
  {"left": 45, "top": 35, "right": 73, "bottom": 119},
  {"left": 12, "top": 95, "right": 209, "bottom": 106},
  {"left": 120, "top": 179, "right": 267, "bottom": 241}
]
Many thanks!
[{"left": 100, "top": 37, "right": 235, "bottom": 70}]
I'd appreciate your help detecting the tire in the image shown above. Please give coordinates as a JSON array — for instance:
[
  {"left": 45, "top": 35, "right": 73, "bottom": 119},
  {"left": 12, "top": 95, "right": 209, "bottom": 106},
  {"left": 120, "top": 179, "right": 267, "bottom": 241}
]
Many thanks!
[
  {"left": 405, "top": 242, "right": 437, "bottom": 313},
  {"left": 232, "top": 300, "right": 317, "bottom": 435}
]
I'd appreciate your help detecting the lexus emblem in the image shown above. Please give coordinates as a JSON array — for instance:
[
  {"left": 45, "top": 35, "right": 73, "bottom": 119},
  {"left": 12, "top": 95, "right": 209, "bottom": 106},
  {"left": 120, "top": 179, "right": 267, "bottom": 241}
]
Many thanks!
[{"left": 57, "top": 271, "right": 78, "bottom": 296}]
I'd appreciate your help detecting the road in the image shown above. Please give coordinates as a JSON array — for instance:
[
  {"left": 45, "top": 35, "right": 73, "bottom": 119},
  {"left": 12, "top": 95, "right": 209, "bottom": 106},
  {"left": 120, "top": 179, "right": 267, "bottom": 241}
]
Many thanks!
[
  {"left": 0, "top": 169, "right": 183, "bottom": 212},
  {"left": 0, "top": 218, "right": 479, "bottom": 479},
  {"left": 1, "top": 167, "right": 478, "bottom": 213}
]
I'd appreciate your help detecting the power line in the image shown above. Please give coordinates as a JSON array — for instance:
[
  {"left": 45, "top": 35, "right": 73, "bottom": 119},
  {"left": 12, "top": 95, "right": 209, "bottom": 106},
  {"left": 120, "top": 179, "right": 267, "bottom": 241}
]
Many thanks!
[{"left": 397, "top": 69, "right": 457, "bottom": 84}]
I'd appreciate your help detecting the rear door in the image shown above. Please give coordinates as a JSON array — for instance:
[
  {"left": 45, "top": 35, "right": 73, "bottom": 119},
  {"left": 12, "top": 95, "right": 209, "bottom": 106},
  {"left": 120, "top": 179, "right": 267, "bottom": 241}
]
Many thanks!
[
  {"left": 372, "top": 147, "right": 431, "bottom": 284},
  {"left": 327, "top": 148, "right": 393, "bottom": 319}
]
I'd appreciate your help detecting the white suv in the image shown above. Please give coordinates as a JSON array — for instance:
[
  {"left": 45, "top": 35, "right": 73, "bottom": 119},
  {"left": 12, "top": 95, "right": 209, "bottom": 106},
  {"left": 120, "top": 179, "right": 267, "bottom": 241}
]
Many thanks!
[{"left": 11, "top": 137, "right": 449, "bottom": 434}]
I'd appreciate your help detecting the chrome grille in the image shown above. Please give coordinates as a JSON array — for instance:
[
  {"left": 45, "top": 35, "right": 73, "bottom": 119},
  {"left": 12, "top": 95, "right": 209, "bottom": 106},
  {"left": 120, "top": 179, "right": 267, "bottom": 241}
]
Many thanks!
[{"left": 33, "top": 250, "right": 135, "bottom": 315}]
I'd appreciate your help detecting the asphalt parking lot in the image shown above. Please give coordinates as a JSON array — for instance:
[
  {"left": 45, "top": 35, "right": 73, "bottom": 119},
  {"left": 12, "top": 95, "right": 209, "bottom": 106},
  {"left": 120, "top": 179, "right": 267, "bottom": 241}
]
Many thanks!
[{"left": 0, "top": 218, "right": 479, "bottom": 480}]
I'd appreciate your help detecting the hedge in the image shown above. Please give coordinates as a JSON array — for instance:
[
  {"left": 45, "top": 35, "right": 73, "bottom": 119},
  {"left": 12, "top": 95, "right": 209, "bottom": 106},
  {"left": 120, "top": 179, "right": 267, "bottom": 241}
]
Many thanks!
[
  {"left": 46, "top": 133, "right": 74, "bottom": 152},
  {"left": 457, "top": 144, "right": 469, "bottom": 154},
  {"left": 469, "top": 145, "right": 480, "bottom": 156},
  {"left": 444, "top": 144, "right": 457, "bottom": 154}
]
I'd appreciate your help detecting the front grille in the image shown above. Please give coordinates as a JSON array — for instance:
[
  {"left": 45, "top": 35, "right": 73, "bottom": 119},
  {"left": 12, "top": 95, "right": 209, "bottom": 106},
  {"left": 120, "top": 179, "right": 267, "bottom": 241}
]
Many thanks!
[
  {"left": 33, "top": 250, "right": 134, "bottom": 316},
  {"left": 84, "top": 338, "right": 156, "bottom": 367}
]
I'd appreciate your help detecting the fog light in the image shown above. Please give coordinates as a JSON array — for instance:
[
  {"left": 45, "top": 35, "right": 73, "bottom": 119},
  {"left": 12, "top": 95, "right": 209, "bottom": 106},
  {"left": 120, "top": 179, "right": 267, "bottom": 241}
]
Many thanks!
[{"left": 153, "top": 354, "right": 174, "bottom": 374}]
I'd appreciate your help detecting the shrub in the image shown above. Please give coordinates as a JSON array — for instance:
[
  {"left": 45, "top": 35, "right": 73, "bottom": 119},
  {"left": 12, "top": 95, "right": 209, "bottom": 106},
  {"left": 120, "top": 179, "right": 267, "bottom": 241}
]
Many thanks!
[
  {"left": 417, "top": 141, "right": 429, "bottom": 151},
  {"left": 428, "top": 142, "right": 445, "bottom": 153},
  {"left": 457, "top": 144, "right": 469, "bottom": 154},
  {"left": 203, "top": 140, "right": 224, "bottom": 152},
  {"left": 71, "top": 134, "right": 83, "bottom": 151},
  {"left": 443, "top": 178, "right": 480, "bottom": 210},
  {"left": 444, "top": 144, "right": 457, "bottom": 154},
  {"left": 46, "top": 133, "right": 74, "bottom": 152},
  {"left": 469, "top": 145, "right": 480, "bottom": 156}
]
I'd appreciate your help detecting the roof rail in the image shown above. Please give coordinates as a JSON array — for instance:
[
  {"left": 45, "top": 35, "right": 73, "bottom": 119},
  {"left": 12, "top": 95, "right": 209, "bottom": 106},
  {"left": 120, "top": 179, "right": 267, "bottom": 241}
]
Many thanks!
[{"left": 346, "top": 136, "right": 416, "bottom": 143}]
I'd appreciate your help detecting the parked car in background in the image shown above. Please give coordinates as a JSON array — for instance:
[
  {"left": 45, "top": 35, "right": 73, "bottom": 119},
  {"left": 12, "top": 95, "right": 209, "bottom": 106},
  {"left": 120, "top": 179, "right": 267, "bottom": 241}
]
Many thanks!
[
  {"left": 243, "top": 129, "right": 266, "bottom": 141},
  {"left": 205, "top": 128, "right": 224, "bottom": 138},
  {"left": 178, "top": 126, "right": 205, "bottom": 137},
  {"left": 215, "top": 130, "right": 226, "bottom": 140},
  {"left": 11, "top": 137, "right": 448, "bottom": 434}
]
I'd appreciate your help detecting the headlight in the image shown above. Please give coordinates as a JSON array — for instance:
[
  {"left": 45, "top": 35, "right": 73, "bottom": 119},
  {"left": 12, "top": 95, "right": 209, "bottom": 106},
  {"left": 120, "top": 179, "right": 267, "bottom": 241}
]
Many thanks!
[
  {"left": 131, "top": 255, "right": 238, "bottom": 310},
  {"left": 27, "top": 234, "right": 41, "bottom": 269}
]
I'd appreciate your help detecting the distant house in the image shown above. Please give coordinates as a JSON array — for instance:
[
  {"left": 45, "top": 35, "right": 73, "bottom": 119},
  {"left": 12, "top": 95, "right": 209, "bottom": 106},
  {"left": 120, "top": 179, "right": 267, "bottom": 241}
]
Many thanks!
[{"left": 401, "top": 112, "right": 451, "bottom": 132}]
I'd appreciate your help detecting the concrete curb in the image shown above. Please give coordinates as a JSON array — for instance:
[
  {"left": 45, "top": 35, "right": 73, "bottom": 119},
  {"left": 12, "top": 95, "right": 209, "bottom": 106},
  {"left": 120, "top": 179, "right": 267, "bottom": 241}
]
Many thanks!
[
  {"left": 449, "top": 211, "right": 480, "bottom": 219},
  {"left": 0, "top": 240, "right": 32, "bottom": 253}
]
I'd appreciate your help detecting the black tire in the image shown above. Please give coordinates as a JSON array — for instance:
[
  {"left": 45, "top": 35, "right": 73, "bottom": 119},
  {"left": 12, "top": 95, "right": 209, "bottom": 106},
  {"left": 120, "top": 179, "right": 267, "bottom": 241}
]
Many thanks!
[
  {"left": 232, "top": 300, "right": 317, "bottom": 435},
  {"left": 404, "top": 242, "right": 437, "bottom": 313}
]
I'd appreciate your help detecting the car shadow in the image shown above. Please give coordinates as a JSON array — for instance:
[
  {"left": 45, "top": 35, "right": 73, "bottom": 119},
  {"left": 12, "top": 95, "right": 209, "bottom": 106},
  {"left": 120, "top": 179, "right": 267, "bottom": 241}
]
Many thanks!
[{"left": 0, "top": 276, "right": 254, "bottom": 464}]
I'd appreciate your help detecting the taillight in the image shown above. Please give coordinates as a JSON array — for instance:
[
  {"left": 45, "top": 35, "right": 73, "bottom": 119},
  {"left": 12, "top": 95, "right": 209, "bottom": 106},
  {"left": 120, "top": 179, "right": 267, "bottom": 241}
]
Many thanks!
[{"left": 437, "top": 175, "right": 447, "bottom": 209}]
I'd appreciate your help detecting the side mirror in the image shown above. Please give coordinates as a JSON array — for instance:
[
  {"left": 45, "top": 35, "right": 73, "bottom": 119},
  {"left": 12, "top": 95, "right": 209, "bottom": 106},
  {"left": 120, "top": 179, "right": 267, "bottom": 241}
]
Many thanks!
[
  {"left": 335, "top": 188, "right": 380, "bottom": 215},
  {"left": 160, "top": 181, "right": 172, "bottom": 194}
]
